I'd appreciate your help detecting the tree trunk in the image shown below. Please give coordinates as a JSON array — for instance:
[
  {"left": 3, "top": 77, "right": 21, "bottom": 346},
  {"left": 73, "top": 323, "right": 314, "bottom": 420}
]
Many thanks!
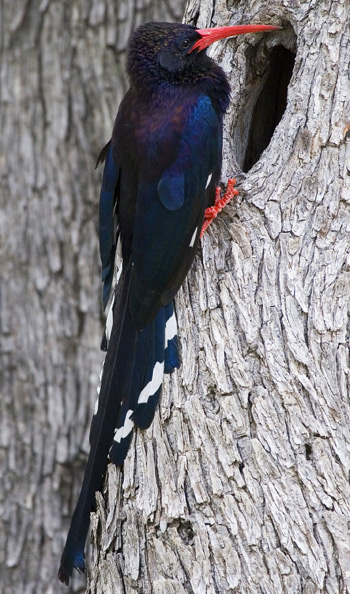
[
  {"left": 0, "top": 2, "right": 185, "bottom": 594},
  {"left": 88, "top": 0, "right": 350, "bottom": 593}
]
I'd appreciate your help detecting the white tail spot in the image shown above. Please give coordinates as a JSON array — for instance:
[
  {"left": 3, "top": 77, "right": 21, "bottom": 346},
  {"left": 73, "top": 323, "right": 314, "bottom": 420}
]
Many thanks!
[
  {"left": 165, "top": 311, "right": 177, "bottom": 344},
  {"left": 114, "top": 410, "right": 134, "bottom": 443},
  {"left": 138, "top": 361, "right": 164, "bottom": 404},
  {"left": 105, "top": 293, "right": 115, "bottom": 342},
  {"left": 189, "top": 226, "right": 198, "bottom": 248},
  {"left": 115, "top": 235, "right": 123, "bottom": 282}
]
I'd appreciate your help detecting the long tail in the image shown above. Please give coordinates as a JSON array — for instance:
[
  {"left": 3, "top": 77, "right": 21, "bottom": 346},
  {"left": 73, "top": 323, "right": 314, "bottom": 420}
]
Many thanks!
[{"left": 58, "top": 264, "right": 179, "bottom": 585}]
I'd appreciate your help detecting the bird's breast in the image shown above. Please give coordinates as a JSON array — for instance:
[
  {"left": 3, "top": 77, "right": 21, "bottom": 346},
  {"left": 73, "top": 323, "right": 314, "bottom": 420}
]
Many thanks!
[{"left": 134, "top": 93, "right": 200, "bottom": 181}]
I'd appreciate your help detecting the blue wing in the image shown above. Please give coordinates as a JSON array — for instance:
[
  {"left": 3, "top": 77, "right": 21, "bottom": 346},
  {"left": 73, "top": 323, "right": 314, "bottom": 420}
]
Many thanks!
[
  {"left": 130, "top": 94, "right": 222, "bottom": 328},
  {"left": 97, "top": 140, "right": 120, "bottom": 309}
]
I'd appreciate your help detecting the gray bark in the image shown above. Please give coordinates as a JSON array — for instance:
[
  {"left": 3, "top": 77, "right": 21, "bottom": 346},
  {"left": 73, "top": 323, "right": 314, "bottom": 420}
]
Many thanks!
[
  {"left": 0, "top": 2, "right": 185, "bottom": 594},
  {"left": 88, "top": 0, "right": 350, "bottom": 593}
]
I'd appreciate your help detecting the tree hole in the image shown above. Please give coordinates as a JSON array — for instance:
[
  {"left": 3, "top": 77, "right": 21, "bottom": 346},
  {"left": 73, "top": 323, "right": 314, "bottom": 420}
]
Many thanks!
[
  {"left": 177, "top": 520, "right": 195, "bottom": 545},
  {"left": 305, "top": 443, "right": 312, "bottom": 460},
  {"left": 239, "top": 32, "right": 295, "bottom": 172}
]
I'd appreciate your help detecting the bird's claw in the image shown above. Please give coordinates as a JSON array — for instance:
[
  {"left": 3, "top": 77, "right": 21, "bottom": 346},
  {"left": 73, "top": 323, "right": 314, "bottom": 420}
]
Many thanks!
[{"left": 200, "top": 178, "right": 239, "bottom": 237}]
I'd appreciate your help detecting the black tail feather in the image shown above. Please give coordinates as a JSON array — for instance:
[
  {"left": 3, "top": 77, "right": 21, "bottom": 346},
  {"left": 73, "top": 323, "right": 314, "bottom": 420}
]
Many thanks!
[
  {"left": 58, "top": 265, "right": 179, "bottom": 584},
  {"left": 58, "top": 267, "right": 132, "bottom": 583}
]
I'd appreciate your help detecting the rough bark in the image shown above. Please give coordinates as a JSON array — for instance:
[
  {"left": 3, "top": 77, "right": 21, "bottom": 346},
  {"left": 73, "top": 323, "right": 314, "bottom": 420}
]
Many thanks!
[
  {"left": 0, "top": 2, "right": 185, "bottom": 594},
  {"left": 88, "top": 0, "right": 350, "bottom": 593}
]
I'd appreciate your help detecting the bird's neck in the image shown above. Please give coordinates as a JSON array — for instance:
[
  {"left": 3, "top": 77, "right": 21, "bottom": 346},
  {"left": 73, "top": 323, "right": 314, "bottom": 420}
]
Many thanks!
[{"left": 130, "top": 58, "right": 230, "bottom": 117}]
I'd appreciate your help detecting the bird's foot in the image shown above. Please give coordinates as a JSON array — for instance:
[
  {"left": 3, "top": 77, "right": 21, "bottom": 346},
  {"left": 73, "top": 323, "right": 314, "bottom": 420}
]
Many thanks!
[{"left": 200, "top": 178, "right": 239, "bottom": 237}]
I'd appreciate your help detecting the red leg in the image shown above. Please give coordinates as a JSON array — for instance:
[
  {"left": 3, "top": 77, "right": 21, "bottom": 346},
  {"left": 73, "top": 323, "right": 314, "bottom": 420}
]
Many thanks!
[{"left": 200, "top": 178, "right": 239, "bottom": 238}]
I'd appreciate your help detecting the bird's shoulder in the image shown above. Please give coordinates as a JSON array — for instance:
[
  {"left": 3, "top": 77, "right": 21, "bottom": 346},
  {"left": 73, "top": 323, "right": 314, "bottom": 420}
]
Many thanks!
[
  {"left": 116, "top": 87, "right": 218, "bottom": 141},
  {"left": 113, "top": 87, "right": 219, "bottom": 179}
]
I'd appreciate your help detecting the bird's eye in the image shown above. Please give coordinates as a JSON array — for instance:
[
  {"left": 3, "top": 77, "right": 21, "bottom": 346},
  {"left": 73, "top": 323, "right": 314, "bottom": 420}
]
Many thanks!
[{"left": 181, "top": 38, "right": 190, "bottom": 49}]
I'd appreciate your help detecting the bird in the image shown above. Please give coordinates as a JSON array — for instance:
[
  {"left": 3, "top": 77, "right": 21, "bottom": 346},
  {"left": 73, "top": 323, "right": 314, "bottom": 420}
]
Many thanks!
[{"left": 58, "top": 20, "right": 279, "bottom": 585}]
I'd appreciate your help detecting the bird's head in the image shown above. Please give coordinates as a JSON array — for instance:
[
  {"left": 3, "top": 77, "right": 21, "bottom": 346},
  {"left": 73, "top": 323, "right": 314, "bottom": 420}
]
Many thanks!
[{"left": 127, "top": 21, "right": 280, "bottom": 87}]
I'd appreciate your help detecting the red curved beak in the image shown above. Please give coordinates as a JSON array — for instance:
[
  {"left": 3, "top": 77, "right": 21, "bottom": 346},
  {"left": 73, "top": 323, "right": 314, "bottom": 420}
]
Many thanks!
[{"left": 190, "top": 24, "right": 281, "bottom": 53}]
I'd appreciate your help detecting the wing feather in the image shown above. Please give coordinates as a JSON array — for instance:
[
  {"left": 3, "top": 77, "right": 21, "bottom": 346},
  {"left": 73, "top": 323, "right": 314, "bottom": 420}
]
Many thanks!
[
  {"left": 98, "top": 141, "right": 120, "bottom": 308},
  {"left": 130, "top": 95, "right": 222, "bottom": 328}
]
